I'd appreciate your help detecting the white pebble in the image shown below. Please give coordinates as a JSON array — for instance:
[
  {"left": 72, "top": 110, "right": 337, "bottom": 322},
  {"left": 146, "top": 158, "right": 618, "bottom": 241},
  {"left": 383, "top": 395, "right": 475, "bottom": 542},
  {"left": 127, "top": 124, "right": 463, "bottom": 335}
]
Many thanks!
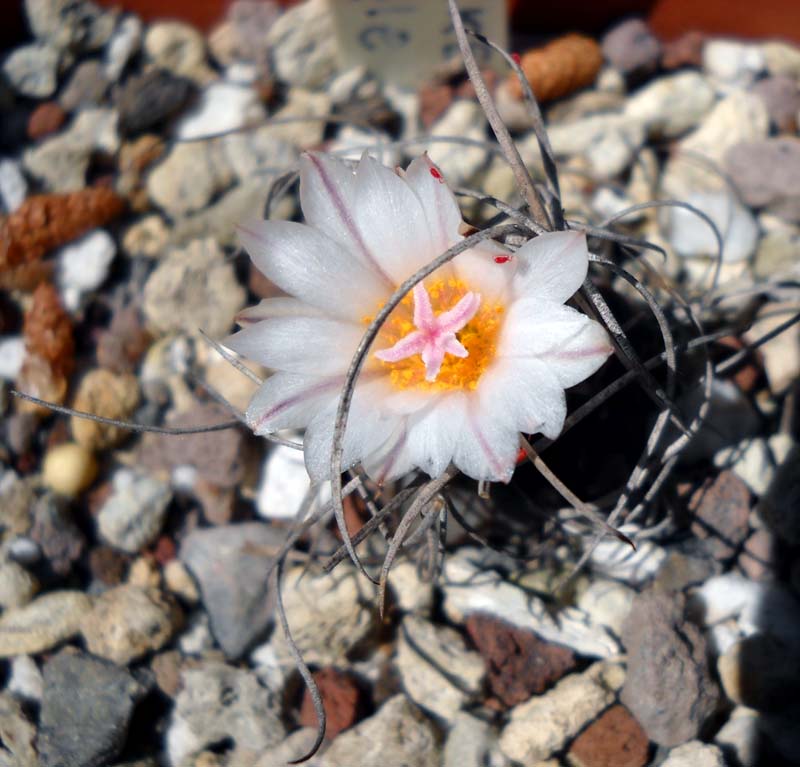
[
  {"left": 56, "top": 229, "right": 116, "bottom": 311},
  {"left": 176, "top": 82, "right": 265, "bottom": 141},
  {"left": 0, "top": 337, "right": 26, "bottom": 380},
  {"left": 256, "top": 445, "right": 329, "bottom": 521},
  {"left": 0, "top": 158, "right": 27, "bottom": 213}
]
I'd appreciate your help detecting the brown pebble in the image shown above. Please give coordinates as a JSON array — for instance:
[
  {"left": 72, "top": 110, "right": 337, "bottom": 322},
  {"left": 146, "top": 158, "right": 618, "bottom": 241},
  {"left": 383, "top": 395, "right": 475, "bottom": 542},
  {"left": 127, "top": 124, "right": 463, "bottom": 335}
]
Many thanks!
[
  {"left": 27, "top": 102, "right": 67, "bottom": 141},
  {"left": 738, "top": 528, "right": 776, "bottom": 581},
  {"left": 88, "top": 545, "right": 131, "bottom": 587},
  {"left": 465, "top": 613, "right": 577, "bottom": 707},
  {"left": 151, "top": 650, "right": 183, "bottom": 697},
  {"left": 568, "top": 704, "right": 650, "bottom": 767},
  {"left": 70, "top": 369, "right": 140, "bottom": 450},
  {"left": 688, "top": 470, "right": 751, "bottom": 561},
  {"left": 299, "top": 667, "right": 366, "bottom": 738},
  {"left": 661, "top": 31, "right": 705, "bottom": 70},
  {"left": 418, "top": 81, "right": 454, "bottom": 129}
]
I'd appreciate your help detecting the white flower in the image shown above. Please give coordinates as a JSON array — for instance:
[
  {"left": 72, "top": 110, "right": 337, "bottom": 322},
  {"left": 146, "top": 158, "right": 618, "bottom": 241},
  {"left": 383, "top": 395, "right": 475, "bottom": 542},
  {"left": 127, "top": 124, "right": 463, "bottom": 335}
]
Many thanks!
[{"left": 226, "top": 152, "right": 612, "bottom": 484}]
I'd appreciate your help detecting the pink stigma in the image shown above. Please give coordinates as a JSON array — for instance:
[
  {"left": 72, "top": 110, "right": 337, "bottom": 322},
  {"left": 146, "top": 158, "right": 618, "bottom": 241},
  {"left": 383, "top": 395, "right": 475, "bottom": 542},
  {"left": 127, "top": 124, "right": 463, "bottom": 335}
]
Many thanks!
[{"left": 375, "top": 283, "right": 481, "bottom": 382}]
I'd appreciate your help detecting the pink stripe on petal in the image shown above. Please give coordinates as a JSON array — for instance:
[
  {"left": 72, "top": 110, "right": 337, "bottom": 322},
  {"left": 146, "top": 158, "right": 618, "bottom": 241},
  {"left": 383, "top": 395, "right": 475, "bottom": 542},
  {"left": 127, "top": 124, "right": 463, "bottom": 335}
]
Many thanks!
[
  {"left": 469, "top": 410, "right": 510, "bottom": 481},
  {"left": 249, "top": 377, "right": 343, "bottom": 432},
  {"left": 375, "top": 427, "right": 407, "bottom": 485},
  {"left": 305, "top": 153, "right": 394, "bottom": 287}
]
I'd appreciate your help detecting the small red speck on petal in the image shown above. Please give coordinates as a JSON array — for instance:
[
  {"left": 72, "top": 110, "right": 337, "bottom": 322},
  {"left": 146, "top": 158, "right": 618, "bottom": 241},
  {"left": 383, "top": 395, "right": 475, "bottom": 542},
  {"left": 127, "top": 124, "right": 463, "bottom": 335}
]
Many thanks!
[
  {"left": 494, "top": 255, "right": 512, "bottom": 264},
  {"left": 429, "top": 167, "right": 444, "bottom": 182},
  {"left": 511, "top": 52, "right": 521, "bottom": 65},
  {"left": 516, "top": 447, "right": 527, "bottom": 464}
]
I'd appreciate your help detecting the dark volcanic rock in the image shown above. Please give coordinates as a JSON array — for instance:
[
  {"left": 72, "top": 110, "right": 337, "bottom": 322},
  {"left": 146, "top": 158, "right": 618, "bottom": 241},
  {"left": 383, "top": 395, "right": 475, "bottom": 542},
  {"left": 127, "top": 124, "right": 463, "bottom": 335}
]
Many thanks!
[
  {"left": 117, "top": 69, "right": 194, "bottom": 137},
  {"left": 38, "top": 651, "right": 143, "bottom": 767}
]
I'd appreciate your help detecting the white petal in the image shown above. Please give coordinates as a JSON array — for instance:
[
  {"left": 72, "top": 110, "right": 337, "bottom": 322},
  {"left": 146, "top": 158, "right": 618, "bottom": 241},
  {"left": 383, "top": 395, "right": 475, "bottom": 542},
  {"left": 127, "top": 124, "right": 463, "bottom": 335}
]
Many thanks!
[
  {"left": 224, "top": 316, "right": 363, "bottom": 375},
  {"left": 478, "top": 358, "right": 567, "bottom": 440},
  {"left": 352, "top": 154, "right": 436, "bottom": 285},
  {"left": 512, "top": 230, "right": 588, "bottom": 304},
  {"left": 405, "top": 394, "right": 467, "bottom": 478},
  {"left": 362, "top": 422, "right": 416, "bottom": 484},
  {"left": 452, "top": 242, "right": 515, "bottom": 304},
  {"left": 498, "top": 299, "right": 612, "bottom": 388},
  {"left": 302, "top": 379, "right": 399, "bottom": 482},
  {"left": 298, "top": 152, "right": 383, "bottom": 276},
  {"left": 452, "top": 396, "right": 520, "bottom": 482},
  {"left": 237, "top": 219, "right": 387, "bottom": 320},
  {"left": 236, "top": 297, "right": 324, "bottom": 325},
  {"left": 245, "top": 372, "right": 342, "bottom": 434},
  {"left": 404, "top": 155, "right": 462, "bottom": 255}
]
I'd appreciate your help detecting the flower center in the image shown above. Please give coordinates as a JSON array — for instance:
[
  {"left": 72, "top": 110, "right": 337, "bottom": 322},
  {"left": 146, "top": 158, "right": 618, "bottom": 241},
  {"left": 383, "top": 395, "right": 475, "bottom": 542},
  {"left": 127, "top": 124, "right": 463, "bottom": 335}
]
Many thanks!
[{"left": 367, "top": 278, "right": 504, "bottom": 392}]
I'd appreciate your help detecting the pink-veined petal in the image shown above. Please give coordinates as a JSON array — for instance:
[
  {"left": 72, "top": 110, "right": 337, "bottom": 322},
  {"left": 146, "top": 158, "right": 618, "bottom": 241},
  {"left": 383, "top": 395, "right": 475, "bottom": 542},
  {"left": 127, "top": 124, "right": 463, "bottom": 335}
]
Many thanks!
[
  {"left": 404, "top": 154, "right": 462, "bottom": 255},
  {"left": 303, "top": 379, "right": 400, "bottom": 483},
  {"left": 452, "top": 394, "right": 520, "bottom": 482},
  {"left": 299, "top": 152, "right": 394, "bottom": 284},
  {"left": 404, "top": 393, "right": 467, "bottom": 478},
  {"left": 235, "top": 297, "right": 324, "bottom": 326},
  {"left": 245, "top": 372, "right": 343, "bottom": 435},
  {"left": 497, "top": 299, "right": 612, "bottom": 387},
  {"left": 352, "top": 154, "right": 436, "bottom": 285},
  {"left": 478, "top": 357, "right": 567, "bottom": 440},
  {"left": 362, "top": 420, "right": 416, "bottom": 485},
  {"left": 512, "top": 230, "right": 589, "bottom": 304},
  {"left": 224, "top": 316, "right": 363, "bottom": 376},
  {"left": 237, "top": 219, "right": 387, "bottom": 321}
]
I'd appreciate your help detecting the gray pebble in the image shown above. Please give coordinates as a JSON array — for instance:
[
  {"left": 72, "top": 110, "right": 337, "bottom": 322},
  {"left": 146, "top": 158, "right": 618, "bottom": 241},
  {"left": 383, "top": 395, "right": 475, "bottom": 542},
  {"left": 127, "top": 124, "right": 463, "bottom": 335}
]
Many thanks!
[
  {"left": 2, "top": 43, "right": 60, "bottom": 98},
  {"left": 166, "top": 661, "right": 285, "bottom": 766},
  {"left": 38, "top": 650, "right": 143, "bottom": 767},
  {"left": 621, "top": 591, "right": 720, "bottom": 746},
  {"left": 98, "top": 468, "right": 172, "bottom": 553},
  {"left": 59, "top": 60, "right": 109, "bottom": 111},
  {"left": 601, "top": 18, "right": 661, "bottom": 79},
  {"left": 180, "top": 522, "right": 283, "bottom": 658}
]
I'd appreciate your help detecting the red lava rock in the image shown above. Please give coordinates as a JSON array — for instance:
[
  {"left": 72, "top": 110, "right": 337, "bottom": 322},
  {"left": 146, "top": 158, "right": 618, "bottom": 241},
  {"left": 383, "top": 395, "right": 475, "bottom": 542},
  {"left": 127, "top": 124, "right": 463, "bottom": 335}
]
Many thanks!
[
  {"left": 27, "top": 102, "right": 67, "bottom": 140},
  {"left": 568, "top": 704, "right": 650, "bottom": 767},
  {"left": 715, "top": 336, "right": 763, "bottom": 394},
  {"left": 418, "top": 81, "right": 454, "bottom": 129},
  {"left": 661, "top": 31, "right": 705, "bottom": 70},
  {"left": 688, "top": 470, "right": 751, "bottom": 560},
  {"left": 465, "top": 613, "right": 577, "bottom": 707},
  {"left": 153, "top": 535, "right": 177, "bottom": 565},
  {"left": 299, "top": 667, "right": 366, "bottom": 738},
  {"left": 738, "top": 528, "right": 777, "bottom": 581},
  {"left": 89, "top": 545, "right": 131, "bottom": 587}
]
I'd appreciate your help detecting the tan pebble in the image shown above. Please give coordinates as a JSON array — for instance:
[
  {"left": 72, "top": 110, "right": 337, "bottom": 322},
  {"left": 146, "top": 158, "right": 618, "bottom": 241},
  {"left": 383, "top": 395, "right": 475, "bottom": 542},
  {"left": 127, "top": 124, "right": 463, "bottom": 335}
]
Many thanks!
[
  {"left": 0, "top": 561, "right": 39, "bottom": 610},
  {"left": 71, "top": 369, "right": 140, "bottom": 450},
  {"left": 42, "top": 442, "right": 97, "bottom": 497},
  {"left": 128, "top": 557, "right": 161, "bottom": 589},
  {"left": 163, "top": 559, "right": 199, "bottom": 603},
  {"left": 0, "top": 591, "right": 92, "bottom": 657},
  {"left": 81, "top": 584, "right": 182, "bottom": 665}
]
